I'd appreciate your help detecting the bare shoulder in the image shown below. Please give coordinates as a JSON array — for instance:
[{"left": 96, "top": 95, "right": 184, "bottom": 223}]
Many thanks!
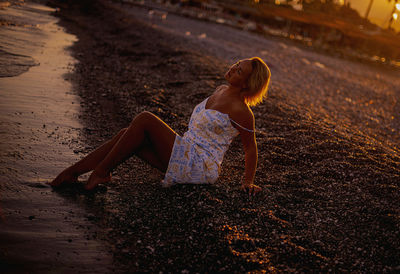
[{"left": 230, "top": 102, "right": 255, "bottom": 130}]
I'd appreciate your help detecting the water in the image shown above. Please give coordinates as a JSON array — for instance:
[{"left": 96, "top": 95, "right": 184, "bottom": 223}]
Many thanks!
[
  {"left": 0, "top": 2, "right": 112, "bottom": 272},
  {"left": 0, "top": 1, "right": 50, "bottom": 77},
  {"left": 0, "top": 1, "right": 81, "bottom": 184}
]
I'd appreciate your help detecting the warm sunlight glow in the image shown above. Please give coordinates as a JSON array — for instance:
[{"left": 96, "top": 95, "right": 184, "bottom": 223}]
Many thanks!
[
  {"left": 275, "top": 0, "right": 281, "bottom": 5},
  {"left": 393, "top": 13, "right": 398, "bottom": 21},
  {"left": 349, "top": 0, "right": 400, "bottom": 31},
  {"left": 254, "top": 0, "right": 259, "bottom": 3}
]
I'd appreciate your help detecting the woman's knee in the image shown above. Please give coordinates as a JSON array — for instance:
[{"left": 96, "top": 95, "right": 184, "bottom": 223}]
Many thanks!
[
  {"left": 118, "top": 128, "right": 128, "bottom": 135},
  {"left": 131, "top": 111, "right": 156, "bottom": 126},
  {"left": 139, "top": 111, "right": 155, "bottom": 119}
]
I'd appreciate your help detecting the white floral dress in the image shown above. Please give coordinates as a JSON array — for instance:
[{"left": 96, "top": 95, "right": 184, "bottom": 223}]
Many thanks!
[{"left": 162, "top": 97, "right": 252, "bottom": 187}]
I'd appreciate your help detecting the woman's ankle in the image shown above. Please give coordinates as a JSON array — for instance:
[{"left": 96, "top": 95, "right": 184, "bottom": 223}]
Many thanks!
[
  {"left": 85, "top": 169, "right": 112, "bottom": 190},
  {"left": 92, "top": 168, "right": 111, "bottom": 179},
  {"left": 64, "top": 167, "right": 79, "bottom": 178}
]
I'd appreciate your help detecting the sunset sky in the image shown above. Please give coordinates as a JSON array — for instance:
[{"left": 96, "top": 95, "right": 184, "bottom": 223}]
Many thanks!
[{"left": 348, "top": 0, "right": 400, "bottom": 31}]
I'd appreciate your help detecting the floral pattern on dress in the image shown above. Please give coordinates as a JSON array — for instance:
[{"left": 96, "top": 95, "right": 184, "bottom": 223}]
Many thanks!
[{"left": 162, "top": 97, "right": 239, "bottom": 187}]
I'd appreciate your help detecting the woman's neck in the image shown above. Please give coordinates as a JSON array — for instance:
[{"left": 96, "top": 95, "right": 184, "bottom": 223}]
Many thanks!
[{"left": 224, "top": 84, "right": 245, "bottom": 102}]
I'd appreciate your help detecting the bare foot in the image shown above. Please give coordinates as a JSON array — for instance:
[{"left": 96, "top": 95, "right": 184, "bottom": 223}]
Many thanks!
[
  {"left": 48, "top": 169, "right": 78, "bottom": 187},
  {"left": 85, "top": 171, "right": 111, "bottom": 190}
]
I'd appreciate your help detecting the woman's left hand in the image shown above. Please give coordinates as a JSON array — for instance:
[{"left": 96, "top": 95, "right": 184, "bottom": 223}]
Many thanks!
[{"left": 241, "top": 183, "right": 262, "bottom": 196}]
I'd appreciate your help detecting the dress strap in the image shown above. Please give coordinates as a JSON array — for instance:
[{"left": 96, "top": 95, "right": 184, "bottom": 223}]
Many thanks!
[{"left": 230, "top": 119, "right": 255, "bottom": 133}]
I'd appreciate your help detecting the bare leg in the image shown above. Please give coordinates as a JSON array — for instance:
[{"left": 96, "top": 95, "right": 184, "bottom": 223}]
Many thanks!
[
  {"left": 135, "top": 140, "right": 166, "bottom": 172},
  {"left": 49, "top": 128, "right": 127, "bottom": 186},
  {"left": 85, "top": 111, "right": 176, "bottom": 190}
]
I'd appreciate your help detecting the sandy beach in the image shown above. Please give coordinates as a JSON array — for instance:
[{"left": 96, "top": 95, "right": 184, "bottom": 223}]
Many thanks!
[{"left": 1, "top": 0, "right": 400, "bottom": 272}]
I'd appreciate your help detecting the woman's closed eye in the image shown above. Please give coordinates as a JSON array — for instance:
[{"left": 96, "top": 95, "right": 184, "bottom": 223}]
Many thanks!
[{"left": 236, "top": 63, "right": 242, "bottom": 75}]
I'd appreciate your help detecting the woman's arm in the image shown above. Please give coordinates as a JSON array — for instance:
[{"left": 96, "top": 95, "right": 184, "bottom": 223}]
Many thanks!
[
  {"left": 242, "top": 134, "right": 257, "bottom": 185},
  {"left": 240, "top": 130, "right": 261, "bottom": 195},
  {"left": 232, "top": 107, "right": 262, "bottom": 196}
]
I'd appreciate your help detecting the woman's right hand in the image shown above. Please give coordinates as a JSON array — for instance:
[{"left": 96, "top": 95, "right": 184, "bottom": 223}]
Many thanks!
[{"left": 241, "top": 183, "right": 262, "bottom": 196}]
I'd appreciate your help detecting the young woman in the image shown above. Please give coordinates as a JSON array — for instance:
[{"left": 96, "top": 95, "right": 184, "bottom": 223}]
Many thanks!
[{"left": 49, "top": 57, "right": 271, "bottom": 195}]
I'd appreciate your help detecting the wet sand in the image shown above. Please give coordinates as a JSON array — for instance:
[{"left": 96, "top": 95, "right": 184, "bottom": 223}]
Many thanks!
[
  {"left": 2, "top": 0, "right": 400, "bottom": 272},
  {"left": 0, "top": 1, "right": 112, "bottom": 272}
]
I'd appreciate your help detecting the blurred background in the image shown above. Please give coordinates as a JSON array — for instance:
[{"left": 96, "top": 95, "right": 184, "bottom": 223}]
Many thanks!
[{"left": 154, "top": 0, "right": 400, "bottom": 67}]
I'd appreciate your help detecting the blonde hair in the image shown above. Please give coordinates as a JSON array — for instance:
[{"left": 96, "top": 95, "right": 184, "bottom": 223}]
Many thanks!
[{"left": 244, "top": 57, "right": 271, "bottom": 107}]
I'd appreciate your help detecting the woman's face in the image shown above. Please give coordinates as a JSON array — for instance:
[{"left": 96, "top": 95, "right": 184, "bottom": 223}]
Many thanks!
[{"left": 225, "top": 59, "right": 252, "bottom": 89}]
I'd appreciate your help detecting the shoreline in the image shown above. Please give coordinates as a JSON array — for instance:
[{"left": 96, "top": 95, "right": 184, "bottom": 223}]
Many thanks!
[{"left": 0, "top": 1, "right": 113, "bottom": 272}]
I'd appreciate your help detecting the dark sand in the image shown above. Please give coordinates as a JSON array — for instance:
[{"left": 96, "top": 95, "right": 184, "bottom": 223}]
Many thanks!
[{"left": 3, "top": 0, "right": 400, "bottom": 272}]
